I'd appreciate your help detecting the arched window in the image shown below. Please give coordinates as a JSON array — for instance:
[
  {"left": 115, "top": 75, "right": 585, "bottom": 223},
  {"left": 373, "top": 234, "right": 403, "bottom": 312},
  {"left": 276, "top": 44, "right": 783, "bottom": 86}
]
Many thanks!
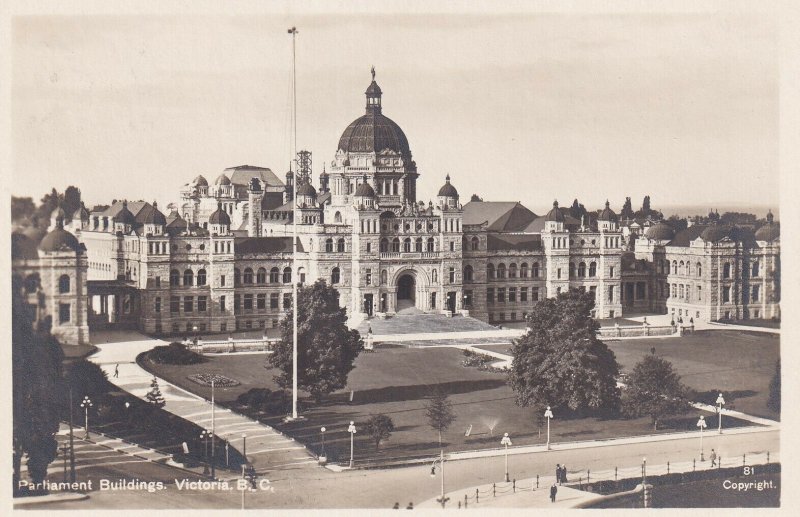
[
  {"left": 403, "top": 238, "right": 412, "bottom": 252},
  {"left": 415, "top": 238, "right": 423, "bottom": 252},
  {"left": 487, "top": 263, "right": 495, "bottom": 279},
  {"left": 334, "top": 211, "right": 342, "bottom": 223},
  {"left": 337, "top": 238, "right": 346, "bottom": 252},
  {"left": 578, "top": 262, "right": 586, "bottom": 278},
  {"left": 283, "top": 267, "right": 292, "bottom": 284},
  {"left": 170, "top": 269, "right": 180, "bottom": 287},
  {"left": 325, "top": 238, "right": 334, "bottom": 252},
  {"left": 697, "top": 262, "right": 702, "bottom": 277},
  {"left": 331, "top": 267, "right": 340, "bottom": 284},
  {"left": 520, "top": 263, "right": 528, "bottom": 278},
  {"left": 532, "top": 262, "right": 540, "bottom": 278},
  {"left": 464, "top": 265, "right": 474, "bottom": 283},
  {"left": 381, "top": 269, "right": 388, "bottom": 284},
  {"left": 509, "top": 263, "right": 517, "bottom": 278},
  {"left": 58, "top": 274, "right": 70, "bottom": 294},
  {"left": 679, "top": 261, "right": 685, "bottom": 275},
  {"left": 243, "top": 268, "right": 253, "bottom": 284},
  {"left": 197, "top": 269, "right": 207, "bottom": 286},
  {"left": 672, "top": 261, "right": 678, "bottom": 275},
  {"left": 380, "top": 238, "right": 389, "bottom": 252},
  {"left": 497, "top": 264, "right": 506, "bottom": 279},
  {"left": 392, "top": 238, "right": 400, "bottom": 253},
  {"left": 427, "top": 237, "right": 435, "bottom": 252},
  {"left": 183, "top": 269, "right": 194, "bottom": 286},
  {"left": 270, "top": 267, "right": 280, "bottom": 283},
  {"left": 589, "top": 262, "right": 597, "bottom": 277},
  {"left": 471, "top": 236, "right": 479, "bottom": 251},
  {"left": 234, "top": 268, "right": 241, "bottom": 286},
  {"left": 723, "top": 263, "right": 731, "bottom": 279},
  {"left": 569, "top": 263, "right": 576, "bottom": 278},
  {"left": 257, "top": 268, "right": 266, "bottom": 284}
]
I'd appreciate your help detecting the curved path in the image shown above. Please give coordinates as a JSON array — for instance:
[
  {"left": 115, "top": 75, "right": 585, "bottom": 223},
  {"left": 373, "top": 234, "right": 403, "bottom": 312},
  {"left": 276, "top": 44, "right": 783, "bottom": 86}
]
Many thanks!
[{"left": 88, "top": 331, "right": 318, "bottom": 476}]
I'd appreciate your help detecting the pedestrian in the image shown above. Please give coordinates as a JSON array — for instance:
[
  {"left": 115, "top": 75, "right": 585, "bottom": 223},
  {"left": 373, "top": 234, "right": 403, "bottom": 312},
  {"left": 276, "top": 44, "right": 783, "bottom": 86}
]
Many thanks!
[
  {"left": 555, "top": 464, "right": 561, "bottom": 484},
  {"left": 561, "top": 465, "right": 568, "bottom": 484},
  {"left": 392, "top": 502, "right": 400, "bottom": 509},
  {"left": 114, "top": 363, "right": 119, "bottom": 378},
  {"left": 710, "top": 449, "right": 717, "bottom": 467},
  {"left": 550, "top": 483, "right": 558, "bottom": 502},
  {"left": 406, "top": 502, "right": 414, "bottom": 509},
  {"left": 690, "top": 317, "right": 694, "bottom": 325}
]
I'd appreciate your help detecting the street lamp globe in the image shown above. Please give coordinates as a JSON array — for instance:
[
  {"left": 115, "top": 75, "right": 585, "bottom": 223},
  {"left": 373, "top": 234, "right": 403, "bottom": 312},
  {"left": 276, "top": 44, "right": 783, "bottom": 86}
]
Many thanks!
[
  {"left": 501, "top": 433, "right": 512, "bottom": 446},
  {"left": 716, "top": 393, "right": 725, "bottom": 406},
  {"left": 321, "top": 427, "right": 326, "bottom": 433}
]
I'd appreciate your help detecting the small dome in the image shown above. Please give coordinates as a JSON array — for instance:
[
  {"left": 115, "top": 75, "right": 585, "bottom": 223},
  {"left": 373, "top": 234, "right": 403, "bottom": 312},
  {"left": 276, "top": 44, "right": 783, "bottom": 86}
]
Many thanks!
[
  {"left": 113, "top": 201, "right": 136, "bottom": 225},
  {"left": 193, "top": 175, "right": 209, "bottom": 187},
  {"left": 296, "top": 182, "right": 317, "bottom": 197},
  {"left": 208, "top": 202, "right": 231, "bottom": 225},
  {"left": 214, "top": 173, "right": 231, "bottom": 186},
  {"left": 39, "top": 216, "right": 81, "bottom": 253},
  {"left": 598, "top": 200, "right": 618, "bottom": 222},
  {"left": 755, "top": 211, "right": 779, "bottom": 242},
  {"left": 355, "top": 176, "right": 376, "bottom": 197},
  {"left": 701, "top": 225, "right": 731, "bottom": 242},
  {"left": 645, "top": 221, "right": 675, "bottom": 241},
  {"left": 545, "top": 200, "right": 565, "bottom": 222},
  {"left": 12, "top": 233, "right": 39, "bottom": 260},
  {"left": 437, "top": 175, "right": 459, "bottom": 198},
  {"left": 137, "top": 202, "right": 167, "bottom": 226}
]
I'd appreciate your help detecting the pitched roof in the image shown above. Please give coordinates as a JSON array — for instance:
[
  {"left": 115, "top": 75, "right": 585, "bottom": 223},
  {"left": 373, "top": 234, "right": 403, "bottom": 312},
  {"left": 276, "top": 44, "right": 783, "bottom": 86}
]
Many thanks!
[
  {"left": 666, "top": 225, "right": 706, "bottom": 247},
  {"left": 487, "top": 233, "right": 542, "bottom": 251},
  {"left": 463, "top": 201, "right": 538, "bottom": 231},
  {"left": 234, "top": 237, "right": 303, "bottom": 254},
  {"left": 224, "top": 165, "right": 284, "bottom": 188}
]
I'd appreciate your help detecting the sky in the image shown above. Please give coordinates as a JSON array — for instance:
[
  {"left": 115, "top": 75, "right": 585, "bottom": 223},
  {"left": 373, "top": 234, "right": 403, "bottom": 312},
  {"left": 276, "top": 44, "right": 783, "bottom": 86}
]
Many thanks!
[{"left": 10, "top": 12, "right": 779, "bottom": 216}]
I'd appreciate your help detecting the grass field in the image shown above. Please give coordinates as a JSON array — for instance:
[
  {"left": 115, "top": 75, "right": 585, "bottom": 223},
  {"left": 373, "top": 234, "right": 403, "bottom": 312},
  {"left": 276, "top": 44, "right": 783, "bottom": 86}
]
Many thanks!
[{"left": 145, "top": 336, "right": 760, "bottom": 464}]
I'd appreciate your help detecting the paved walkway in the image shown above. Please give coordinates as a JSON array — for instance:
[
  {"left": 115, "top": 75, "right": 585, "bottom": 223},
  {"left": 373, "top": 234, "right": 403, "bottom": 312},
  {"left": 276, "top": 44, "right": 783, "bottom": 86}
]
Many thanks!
[{"left": 89, "top": 331, "right": 318, "bottom": 476}]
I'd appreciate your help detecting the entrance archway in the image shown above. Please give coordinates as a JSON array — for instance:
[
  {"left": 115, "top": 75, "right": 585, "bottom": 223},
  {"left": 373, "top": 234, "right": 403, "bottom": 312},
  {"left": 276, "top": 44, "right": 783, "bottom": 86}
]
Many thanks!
[{"left": 397, "top": 274, "right": 416, "bottom": 311}]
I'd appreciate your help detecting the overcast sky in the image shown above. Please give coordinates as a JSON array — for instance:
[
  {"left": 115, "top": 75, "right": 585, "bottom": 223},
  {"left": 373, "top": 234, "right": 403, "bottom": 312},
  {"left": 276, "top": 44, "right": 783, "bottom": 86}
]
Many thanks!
[{"left": 11, "top": 12, "right": 779, "bottom": 215}]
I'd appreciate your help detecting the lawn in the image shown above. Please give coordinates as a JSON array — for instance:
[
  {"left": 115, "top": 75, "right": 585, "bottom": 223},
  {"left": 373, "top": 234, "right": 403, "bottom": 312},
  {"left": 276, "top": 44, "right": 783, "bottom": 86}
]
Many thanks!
[{"left": 144, "top": 345, "right": 756, "bottom": 465}]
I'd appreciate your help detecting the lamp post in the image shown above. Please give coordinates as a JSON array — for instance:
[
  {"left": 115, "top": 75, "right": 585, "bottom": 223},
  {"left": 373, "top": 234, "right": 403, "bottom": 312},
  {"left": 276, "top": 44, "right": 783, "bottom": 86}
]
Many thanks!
[
  {"left": 642, "top": 457, "right": 648, "bottom": 508},
  {"left": 320, "top": 427, "right": 326, "bottom": 457},
  {"left": 210, "top": 380, "right": 216, "bottom": 479},
  {"left": 716, "top": 393, "right": 725, "bottom": 434},
  {"left": 80, "top": 396, "right": 92, "bottom": 439},
  {"left": 348, "top": 421, "right": 357, "bottom": 468},
  {"left": 544, "top": 406, "right": 554, "bottom": 450},
  {"left": 242, "top": 433, "right": 247, "bottom": 462},
  {"left": 287, "top": 24, "right": 300, "bottom": 421},
  {"left": 501, "top": 432, "right": 512, "bottom": 482},
  {"left": 200, "top": 429, "right": 210, "bottom": 475},
  {"left": 697, "top": 415, "right": 707, "bottom": 461},
  {"left": 430, "top": 450, "right": 448, "bottom": 508}
]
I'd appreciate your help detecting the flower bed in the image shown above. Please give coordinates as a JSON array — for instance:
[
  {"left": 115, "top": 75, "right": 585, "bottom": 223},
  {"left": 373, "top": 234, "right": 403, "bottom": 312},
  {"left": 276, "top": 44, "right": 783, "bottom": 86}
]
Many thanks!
[{"left": 187, "top": 372, "right": 241, "bottom": 387}]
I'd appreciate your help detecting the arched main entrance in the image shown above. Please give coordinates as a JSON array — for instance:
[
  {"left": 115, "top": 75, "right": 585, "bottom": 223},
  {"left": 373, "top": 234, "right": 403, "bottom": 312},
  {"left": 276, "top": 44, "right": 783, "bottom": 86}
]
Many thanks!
[{"left": 397, "top": 274, "right": 416, "bottom": 311}]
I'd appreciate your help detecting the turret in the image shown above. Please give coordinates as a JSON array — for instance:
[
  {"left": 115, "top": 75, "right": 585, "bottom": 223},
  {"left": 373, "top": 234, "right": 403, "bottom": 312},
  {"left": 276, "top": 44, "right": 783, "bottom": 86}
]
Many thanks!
[{"left": 247, "top": 177, "right": 264, "bottom": 237}]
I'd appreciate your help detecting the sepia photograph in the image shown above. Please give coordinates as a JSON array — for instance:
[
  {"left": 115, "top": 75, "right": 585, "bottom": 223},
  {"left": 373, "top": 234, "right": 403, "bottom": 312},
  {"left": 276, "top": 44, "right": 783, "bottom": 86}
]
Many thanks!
[{"left": 5, "top": 1, "right": 791, "bottom": 512}]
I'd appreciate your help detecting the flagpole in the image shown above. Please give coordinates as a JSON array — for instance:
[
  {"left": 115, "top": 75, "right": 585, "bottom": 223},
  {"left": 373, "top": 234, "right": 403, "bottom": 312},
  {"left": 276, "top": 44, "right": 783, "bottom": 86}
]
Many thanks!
[{"left": 288, "top": 26, "right": 299, "bottom": 420}]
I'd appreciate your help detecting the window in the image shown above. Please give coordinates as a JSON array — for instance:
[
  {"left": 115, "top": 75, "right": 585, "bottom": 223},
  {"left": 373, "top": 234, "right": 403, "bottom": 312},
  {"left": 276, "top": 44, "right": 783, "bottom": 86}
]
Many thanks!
[
  {"left": 464, "top": 290, "right": 473, "bottom": 308},
  {"left": 509, "top": 264, "right": 517, "bottom": 278},
  {"left": 723, "top": 263, "right": 732, "bottom": 279},
  {"left": 184, "top": 269, "right": 194, "bottom": 286},
  {"left": 198, "top": 296, "right": 207, "bottom": 312},
  {"left": 471, "top": 236, "right": 479, "bottom": 250},
  {"left": 464, "top": 265, "right": 474, "bottom": 283},
  {"left": 254, "top": 293, "right": 264, "bottom": 310},
  {"left": 170, "top": 270, "right": 180, "bottom": 286},
  {"left": 672, "top": 261, "right": 678, "bottom": 275},
  {"left": 155, "top": 276, "right": 161, "bottom": 288},
  {"left": 171, "top": 322, "right": 180, "bottom": 333},
  {"left": 334, "top": 211, "right": 342, "bottom": 223},
  {"left": 283, "top": 267, "right": 292, "bottom": 284},
  {"left": 432, "top": 269, "right": 438, "bottom": 283},
  {"left": 589, "top": 262, "right": 597, "bottom": 277},
  {"left": 381, "top": 270, "right": 388, "bottom": 285},
  {"left": 521, "top": 287, "right": 528, "bottom": 302},
  {"left": 697, "top": 286, "right": 702, "bottom": 301},
  {"left": 487, "top": 263, "right": 495, "bottom": 279},
  {"left": 366, "top": 269, "right": 372, "bottom": 285},
  {"left": 220, "top": 275, "right": 226, "bottom": 287},
  {"left": 243, "top": 294, "right": 253, "bottom": 310},
  {"left": 430, "top": 292, "right": 437, "bottom": 309},
  {"left": 195, "top": 269, "right": 206, "bottom": 286},
  {"left": 498, "top": 288, "right": 506, "bottom": 303},
  {"left": 326, "top": 239, "right": 334, "bottom": 252},
  {"left": 283, "top": 293, "right": 291, "bottom": 309},
  {"left": 511, "top": 312, "right": 517, "bottom": 321},
  {"left": 243, "top": 268, "right": 253, "bottom": 284},
  {"left": 392, "top": 238, "right": 401, "bottom": 253},
  {"left": 449, "top": 267, "right": 455, "bottom": 283},
  {"left": 184, "top": 296, "right": 194, "bottom": 312},
  {"left": 270, "top": 267, "right": 280, "bottom": 283},
  {"left": 170, "top": 296, "right": 180, "bottom": 313},
  {"left": 557, "top": 268, "right": 562, "bottom": 279},
  {"left": 415, "top": 238, "right": 423, "bottom": 252},
  {"left": 380, "top": 238, "right": 388, "bottom": 252},
  {"left": 520, "top": 263, "right": 528, "bottom": 278},
  {"left": 331, "top": 267, "right": 341, "bottom": 284},
  {"left": 752, "top": 285, "right": 760, "bottom": 302},
  {"left": 609, "top": 266, "right": 614, "bottom": 278},
  {"left": 607, "top": 286, "right": 614, "bottom": 302},
  {"left": 220, "top": 296, "right": 226, "bottom": 311},
  {"left": 697, "top": 262, "right": 702, "bottom": 277},
  {"left": 671, "top": 284, "right": 676, "bottom": 298},
  {"left": 234, "top": 268, "right": 241, "bottom": 286},
  {"left": 404, "top": 238, "right": 412, "bottom": 252},
  {"left": 155, "top": 297, "right": 161, "bottom": 313},
  {"left": 509, "top": 287, "right": 516, "bottom": 302},
  {"left": 270, "top": 293, "right": 279, "bottom": 309},
  {"left": 448, "top": 241, "right": 454, "bottom": 252},
  {"left": 576, "top": 263, "right": 585, "bottom": 278},
  {"left": 752, "top": 262, "right": 759, "bottom": 277},
  {"left": 234, "top": 294, "right": 241, "bottom": 313},
  {"left": 58, "top": 275, "right": 70, "bottom": 293},
  {"left": 487, "top": 288, "right": 495, "bottom": 304},
  {"left": 723, "top": 286, "right": 731, "bottom": 303},
  {"left": 533, "top": 287, "right": 539, "bottom": 301},
  {"left": 427, "top": 238, "right": 435, "bottom": 252},
  {"left": 58, "top": 303, "right": 70, "bottom": 324},
  {"left": 337, "top": 238, "right": 346, "bottom": 252},
  {"left": 366, "top": 242, "right": 372, "bottom": 253},
  {"left": 497, "top": 264, "right": 506, "bottom": 279},
  {"left": 532, "top": 262, "right": 540, "bottom": 278},
  {"left": 257, "top": 268, "right": 267, "bottom": 283}
]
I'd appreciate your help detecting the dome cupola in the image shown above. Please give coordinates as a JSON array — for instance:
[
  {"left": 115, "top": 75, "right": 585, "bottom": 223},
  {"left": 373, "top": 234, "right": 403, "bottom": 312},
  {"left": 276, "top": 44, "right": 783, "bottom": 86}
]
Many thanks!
[
  {"left": 354, "top": 174, "right": 377, "bottom": 209},
  {"left": 598, "top": 200, "right": 618, "bottom": 232},
  {"left": 39, "top": 213, "right": 82, "bottom": 253},
  {"left": 208, "top": 202, "right": 231, "bottom": 235},
  {"left": 544, "top": 200, "right": 565, "bottom": 232},
  {"left": 437, "top": 174, "right": 459, "bottom": 209},
  {"left": 755, "top": 210, "right": 779, "bottom": 242},
  {"left": 645, "top": 221, "right": 675, "bottom": 242}
]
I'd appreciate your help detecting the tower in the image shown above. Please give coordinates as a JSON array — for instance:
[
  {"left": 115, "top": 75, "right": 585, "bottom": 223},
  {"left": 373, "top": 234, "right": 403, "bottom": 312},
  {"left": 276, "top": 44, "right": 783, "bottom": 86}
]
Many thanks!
[{"left": 248, "top": 177, "right": 264, "bottom": 237}]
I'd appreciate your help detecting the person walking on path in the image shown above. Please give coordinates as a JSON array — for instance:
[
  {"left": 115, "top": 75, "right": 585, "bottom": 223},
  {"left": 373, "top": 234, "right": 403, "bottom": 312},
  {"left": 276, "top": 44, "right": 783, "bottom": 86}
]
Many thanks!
[
  {"left": 114, "top": 363, "right": 119, "bottom": 378},
  {"left": 550, "top": 483, "right": 558, "bottom": 503},
  {"left": 561, "top": 465, "right": 568, "bottom": 484},
  {"left": 556, "top": 464, "right": 561, "bottom": 484},
  {"left": 710, "top": 449, "right": 717, "bottom": 467}
]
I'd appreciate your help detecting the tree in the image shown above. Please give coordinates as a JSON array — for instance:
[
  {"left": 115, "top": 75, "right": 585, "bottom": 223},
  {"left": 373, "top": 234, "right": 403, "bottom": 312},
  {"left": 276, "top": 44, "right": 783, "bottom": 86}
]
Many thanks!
[
  {"left": 268, "top": 280, "right": 363, "bottom": 403},
  {"left": 425, "top": 391, "right": 456, "bottom": 447},
  {"left": 666, "top": 214, "right": 688, "bottom": 233},
  {"left": 36, "top": 188, "right": 61, "bottom": 226},
  {"left": 64, "top": 360, "right": 109, "bottom": 401},
  {"left": 63, "top": 186, "right": 82, "bottom": 216},
  {"left": 470, "top": 194, "right": 484, "bottom": 202},
  {"left": 622, "top": 355, "right": 690, "bottom": 430},
  {"left": 642, "top": 195, "right": 651, "bottom": 213},
  {"left": 12, "top": 275, "right": 64, "bottom": 491},
  {"left": 509, "top": 289, "right": 620, "bottom": 412},
  {"left": 767, "top": 359, "right": 780, "bottom": 413},
  {"left": 620, "top": 197, "right": 634, "bottom": 219},
  {"left": 363, "top": 414, "right": 395, "bottom": 450},
  {"left": 569, "top": 199, "right": 587, "bottom": 222},
  {"left": 146, "top": 377, "right": 166, "bottom": 408},
  {"left": 11, "top": 196, "right": 36, "bottom": 222}
]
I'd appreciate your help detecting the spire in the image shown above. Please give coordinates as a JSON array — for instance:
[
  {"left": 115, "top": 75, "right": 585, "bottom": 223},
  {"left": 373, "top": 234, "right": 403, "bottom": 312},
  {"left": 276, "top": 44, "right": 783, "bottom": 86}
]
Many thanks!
[
  {"left": 365, "top": 67, "right": 382, "bottom": 114},
  {"left": 553, "top": 200, "right": 559, "bottom": 208},
  {"left": 56, "top": 213, "right": 64, "bottom": 230},
  {"left": 605, "top": 200, "right": 610, "bottom": 209},
  {"left": 153, "top": 200, "right": 158, "bottom": 209},
  {"left": 445, "top": 174, "right": 451, "bottom": 182},
  {"left": 766, "top": 210, "right": 774, "bottom": 223},
  {"left": 371, "top": 65, "right": 375, "bottom": 81}
]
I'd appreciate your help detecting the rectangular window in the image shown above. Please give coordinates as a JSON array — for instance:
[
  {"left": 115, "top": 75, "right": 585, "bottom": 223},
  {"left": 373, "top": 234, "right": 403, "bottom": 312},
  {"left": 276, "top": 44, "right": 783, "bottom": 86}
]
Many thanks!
[
  {"left": 532, "top": 287, "right": 539, "bottom": 301},
  {"left": 283, "top": 293, "right": 291, "bottom": 309},
  {"left": 155, "top": 297, "right": 161, "bottom": 313},
  {"left": 487, "top": 288, "right": 495, "bottom": 304},
  {"left": 170, "top": 296, "right": 180, "bottom": 313},
  {"left": 697, "top": 286, "right": 702, "bottom": 301},
  {"left": 184, "top": 296, "right": 193, "bottom": 313},
  {"left": 155, "top": 276, "right": 161, "bottom": 288},
  {"left": 499, "top": 313, "right": 506, "bottom": 321},
  {"left": 220, "top": 275, "right": 226, "bottom": 287},
  {"left": 520, "top": 287, "right": 528, "bottom": 302},
  {"left": 498, "top": 288, "right": 506, "bottom": 303},
  {"left": 430, "top": 292, "right": 437, "bottom": 309},
  {"left": 220, "top": 296, "right": 226, "bottom": 312},
  {"left": 257, "top": 294, "right": 266, "bottom": 310},
  {"left": 723, "top": 286, "right": 731, "bottom": 303},
  {"left": 270, "top": 293, "right": 279, "bottom": 309},
  {"left": 259, "top": 320, "right": 266, "bottom": 329},
  {"left": 449, "top": 267, "right": 455, "bottom": 283},
  {"left": 607, "top": 286, "right": 614, "bottom": 302},
  {"left": 752, "top": 286, "right": 759, "bottom": 302},
  {"left": 234, "top": 294, "right": 241, "bottom": 313},
  {"left": 198, "top": 296, "right": 207, "bottom": 312},
  {"left": 220, "top": 322, "right": 227, "bottom": 332},
  {"left": 508, "top": 287, "right": 516, "bottom": 303},
  {"left": 366, "top": 269, "right": 372, "bottom": 285},
  {"left": 245, "top": 320, "right": 252, "bottom": 330},
  {"left": 59, "top": 303, "right": 70, "bottom": 323},
  {"left": 449, "top": 241, "right": 455, "bottom": 252},
  {"left": 244, "top": 294, "right": 253, "bottom": 310},
  {"left": 464, "top": 289, "right": 473, "bottom": 308},
  {"left": 557, "top": 268, "right": 562, "bottom": 279},
  {"left": 511, "top": 312, "right": 517, "bottom": 321}
]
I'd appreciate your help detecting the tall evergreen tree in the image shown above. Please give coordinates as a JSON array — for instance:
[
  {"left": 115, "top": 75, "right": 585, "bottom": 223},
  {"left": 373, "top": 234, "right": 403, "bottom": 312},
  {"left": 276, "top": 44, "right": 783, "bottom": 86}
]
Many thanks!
[
  {"left": 63, "top": 186, "right": 82, "bottom": 217},
  {"left": 146, "top": 377, "right": 166, "bottom": 408},
  {"left": 268, "top": 280, "right": 363, "bottom": 402},
  {"left": 621, "top": 197, "right": 634, "bottom": 219},
  {"left": 510, "top": 289, "right": 620, "bottom": 412}
]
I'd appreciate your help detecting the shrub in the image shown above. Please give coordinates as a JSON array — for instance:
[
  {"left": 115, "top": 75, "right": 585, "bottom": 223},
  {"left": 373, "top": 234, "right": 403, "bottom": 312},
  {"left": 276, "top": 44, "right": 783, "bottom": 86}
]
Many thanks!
[
  {"left": 64, "top": 359, "right": 109, "bottom": 400},
  {"left": 147, "top": 342, "right": 207, "bottom": 365}
]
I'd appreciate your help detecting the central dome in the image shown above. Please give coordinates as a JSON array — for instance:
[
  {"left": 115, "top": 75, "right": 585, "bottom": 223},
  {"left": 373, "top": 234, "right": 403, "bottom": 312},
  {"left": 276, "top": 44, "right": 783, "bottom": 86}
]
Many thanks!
[{"left": 337, "top": 71, "right": 411, "bottom": 157}]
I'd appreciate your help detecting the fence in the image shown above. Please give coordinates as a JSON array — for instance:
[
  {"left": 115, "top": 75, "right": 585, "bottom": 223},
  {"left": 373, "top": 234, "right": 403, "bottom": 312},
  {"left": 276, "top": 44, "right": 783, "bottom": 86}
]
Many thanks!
[
  {"left": 451, "top": 450, "right": 777, "bottom": 509},
  {"left": 187, "top": 337, "right": 279, "bottom": 354},
  {"left": 596, "top": 324, "right": 690, "bottom": 338}
]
